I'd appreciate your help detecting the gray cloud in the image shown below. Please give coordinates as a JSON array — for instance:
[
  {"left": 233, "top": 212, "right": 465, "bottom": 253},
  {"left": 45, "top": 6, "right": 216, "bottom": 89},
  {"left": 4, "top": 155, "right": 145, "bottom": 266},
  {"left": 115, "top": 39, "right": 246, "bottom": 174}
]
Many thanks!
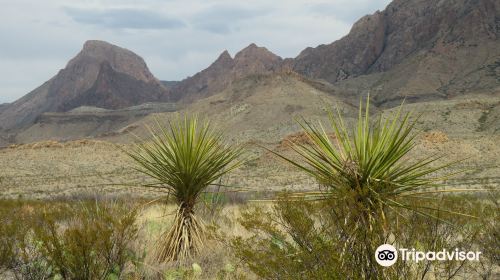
[
  {"left": 64, "top": 7, "right": 185, "bottom": 30},
  {"left": 192, "top": 5, "right": 268, "bottom": 34},
  {"left": 0, "top": 0, "right": 391, "bottom": 103}
]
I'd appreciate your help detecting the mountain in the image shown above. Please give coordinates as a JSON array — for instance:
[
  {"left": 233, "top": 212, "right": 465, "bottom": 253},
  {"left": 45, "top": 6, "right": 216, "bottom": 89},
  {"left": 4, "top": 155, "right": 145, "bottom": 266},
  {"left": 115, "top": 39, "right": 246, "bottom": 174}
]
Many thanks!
[
  {"left": 122, "top": 72, "right": 357, "bottom": 144},
  {"left": 170, "top": 43, "right": 283, "bottom": 102},
  {"left": 0, "top": 40, "right": 169, "bottom": 131},
  {"left": 1, "top": 0, "right": 499, "bottom": 146},
  {"left": 293, "top": 0, "right": 500, "bottom": 105},
  {"left": 165, "top": 0, "right": 499, "bottom": 106},
  {"left": 161, "top": 80, "right": 180, "bottom": 88},
  {"left": 0, "top": 103, "right": 8, "bottom": 113}
]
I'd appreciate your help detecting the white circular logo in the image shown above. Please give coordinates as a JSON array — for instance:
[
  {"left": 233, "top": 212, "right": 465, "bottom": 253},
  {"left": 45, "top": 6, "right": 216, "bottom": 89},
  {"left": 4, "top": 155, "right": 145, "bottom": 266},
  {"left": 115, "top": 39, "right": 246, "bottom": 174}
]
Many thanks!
[{"left": 375, "top": 244, "right": 398, "bottom": 267}]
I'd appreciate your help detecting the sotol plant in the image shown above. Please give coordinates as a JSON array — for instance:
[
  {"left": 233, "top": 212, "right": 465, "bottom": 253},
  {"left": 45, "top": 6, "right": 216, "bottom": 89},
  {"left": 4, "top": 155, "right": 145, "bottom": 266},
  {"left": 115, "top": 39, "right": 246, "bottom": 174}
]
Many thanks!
[{"left": 127, "top": 116, "right": 243, "bottom": 262}]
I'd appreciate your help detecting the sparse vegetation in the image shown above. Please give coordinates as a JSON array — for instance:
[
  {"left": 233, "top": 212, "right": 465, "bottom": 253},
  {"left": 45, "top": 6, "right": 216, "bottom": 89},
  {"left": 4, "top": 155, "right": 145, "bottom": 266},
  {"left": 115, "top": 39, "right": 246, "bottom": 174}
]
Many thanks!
[
  {"left": 231, "top": 98, "right": 496, "bottom": 279},
  {"left": 232, "top": 193, "right": 499, "bottom": 279},
  {"left": 478, "top": 109, "right": 491, "bottom": 131},
  {"left": 0, "top": 100, "right": 498, "bottom": 279},
  {"left": 0, "top": 200, "right": 139, "bottom": 280}
]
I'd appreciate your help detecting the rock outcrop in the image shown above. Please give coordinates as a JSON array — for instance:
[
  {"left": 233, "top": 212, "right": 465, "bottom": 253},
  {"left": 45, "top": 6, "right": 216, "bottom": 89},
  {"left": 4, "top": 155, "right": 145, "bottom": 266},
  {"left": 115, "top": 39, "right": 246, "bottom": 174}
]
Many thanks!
[
  {"left": 0, "top": 40, "right": 169, "bottom": 131},
  {"left": 293, "top": 0, "right": 500, "bottom": 84},
  {"left": 170, "top": 43, "right": 282, "bottom": 101}
]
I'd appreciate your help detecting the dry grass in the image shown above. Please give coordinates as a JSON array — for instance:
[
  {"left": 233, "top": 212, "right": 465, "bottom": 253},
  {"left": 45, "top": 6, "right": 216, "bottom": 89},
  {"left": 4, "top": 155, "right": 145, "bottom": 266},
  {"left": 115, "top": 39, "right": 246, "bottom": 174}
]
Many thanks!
[{"left": 130, "top": 202, "right": 257, "bottom": 279}]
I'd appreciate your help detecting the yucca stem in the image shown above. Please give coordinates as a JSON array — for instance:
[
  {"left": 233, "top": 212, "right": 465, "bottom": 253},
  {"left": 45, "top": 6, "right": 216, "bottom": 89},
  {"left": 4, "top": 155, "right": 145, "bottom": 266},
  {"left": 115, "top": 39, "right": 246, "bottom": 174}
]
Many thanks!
[{"left": 155, "top": 205, "right": 205, "bottom": 263}]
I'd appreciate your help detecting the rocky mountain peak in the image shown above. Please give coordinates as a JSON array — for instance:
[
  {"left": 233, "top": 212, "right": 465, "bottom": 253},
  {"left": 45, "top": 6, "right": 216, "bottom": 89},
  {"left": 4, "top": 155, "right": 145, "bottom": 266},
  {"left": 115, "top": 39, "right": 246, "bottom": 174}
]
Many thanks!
[
  {"left": 67, "top": 40, "right": 157, "bottom": 84},
  {"left": 209, "top": 50, "right": 235, "bottom": 71},
  {"left": 170, "top": 44, "right": 282, "bottom": 101},
  {"left": 234, "top": 43, "right": 281, "bottom": 63},
  {"left": 293, "top": 0, "right": 500, "bottom": 84},
  {"left": 0, "top": 40, "right": 167, "bottom": 131},
  {"left": 232, "top": 43, "right": 282, "bottom": 78},
  {"left": 216, "top": 50, "right": 233, "bottom": 61}
]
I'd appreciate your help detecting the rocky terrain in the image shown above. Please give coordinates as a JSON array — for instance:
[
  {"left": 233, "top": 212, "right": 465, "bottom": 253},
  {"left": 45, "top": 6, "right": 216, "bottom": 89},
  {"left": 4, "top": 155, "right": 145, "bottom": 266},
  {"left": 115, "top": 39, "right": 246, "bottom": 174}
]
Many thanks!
[
  {"left": 0, "top": 103, "right": 8, "bottom": 113},
  {"left": 169, "top": 44, "right": 283, "bottom": 102},
  {"left": 293, "top": 0, "right": 500, "bottom": 104},
  {"left": 2, "top": 93, "right": 499, "bottom": 199},
  {"left": 0, "top": 40, "right": 170, "bottom": 132},
  {"left": 1, "top": 0, "right": 499, "bottom": 144},
  {"left": 15, "top": 103, "right": 177, "bottom": 143},
  {"left": 164, "top": 0, "right": 500, "bottom": 106}
]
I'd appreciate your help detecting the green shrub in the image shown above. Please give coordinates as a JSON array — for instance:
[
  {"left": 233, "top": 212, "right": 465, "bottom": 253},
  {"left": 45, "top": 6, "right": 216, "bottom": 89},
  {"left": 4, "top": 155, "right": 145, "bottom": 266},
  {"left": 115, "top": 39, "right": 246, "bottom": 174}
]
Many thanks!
[
  {"left": 232, "top": 197, "right": 342, "bottom": 279},
  {"left": 32, "top": 201, "right": 139, "bottom": 280},
  {"left": 0, "top": 200, "right": 36, "bottom": 273},
  {"left": 233, "top": 195, "right": 498, "bottom": 279},
  {"left": 0, "top": 200, "right": 139, "bottom": 280}
]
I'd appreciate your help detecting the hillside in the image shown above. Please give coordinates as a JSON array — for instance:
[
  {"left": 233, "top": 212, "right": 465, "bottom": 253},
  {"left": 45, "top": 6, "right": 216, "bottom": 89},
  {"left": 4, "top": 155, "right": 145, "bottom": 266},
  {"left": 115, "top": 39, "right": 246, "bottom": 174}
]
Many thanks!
[
  {"left": 15, "top": 103, "right": 178, "bottom": 143},
  {"left": 0, "top": 40, "right": 169, "bottom": 132},
  {"left": 293, "top": 0, "right": 500, "bottom": 105},
  {"left": 169, "top": 44, "right": 283, "bottom": 102}
]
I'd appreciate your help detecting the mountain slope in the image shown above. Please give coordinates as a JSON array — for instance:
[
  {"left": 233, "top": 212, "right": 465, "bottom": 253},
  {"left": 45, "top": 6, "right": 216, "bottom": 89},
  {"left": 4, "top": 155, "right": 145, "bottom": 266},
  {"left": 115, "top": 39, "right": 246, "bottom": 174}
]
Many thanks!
[
  {"left": 0, "top": 40, "right": 169, "bottom": 131},
  {"left": 122, "top": 72, "right": 358, "bottom": 145},
  {"left": 292, "top": 0, "right": 500, "bottom": 104},
  {"left": 294, "top": 0, "right": 499, "bottom": 83},
  {"left": 60, "top": 61, "right": 167, "bottom": 110},
  {"left": 170, "top": 43, "right": 283, "bottom": 102},
  {"left": 2, "top": 0, "right": 500, "bottom": 145}
]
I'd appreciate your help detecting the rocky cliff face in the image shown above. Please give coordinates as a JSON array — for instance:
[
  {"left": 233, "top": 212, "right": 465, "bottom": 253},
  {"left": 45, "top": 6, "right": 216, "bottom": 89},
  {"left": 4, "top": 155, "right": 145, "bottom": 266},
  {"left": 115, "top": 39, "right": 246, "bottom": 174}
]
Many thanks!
[
  {"left": 0, "top": 40, "right": 168, "bottom": 131},
  {"left": 293, "top": 11, "right": 387, "bottom": 83},
  {"left": 170, "top": 43, "right": 282, "bottom": 102},
  {"left": 170, "top": 0, "right": 499, "bottom": 105},
  {"left": 0, "top": 103, "right": 8, "bottom": 114},
  {"left": 293, "top": 0, "right": 500, "bottom": 84},
  {"left": 59, "top": 61, "right": 166, "bottom": 111}
]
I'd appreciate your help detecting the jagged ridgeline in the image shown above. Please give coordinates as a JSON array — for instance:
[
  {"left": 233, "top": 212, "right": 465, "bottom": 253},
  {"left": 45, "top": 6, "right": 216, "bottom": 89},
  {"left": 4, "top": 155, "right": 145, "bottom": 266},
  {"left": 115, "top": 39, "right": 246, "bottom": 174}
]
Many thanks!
[{"left": 0, "top": 0, "right": 499, "bottom": 145}]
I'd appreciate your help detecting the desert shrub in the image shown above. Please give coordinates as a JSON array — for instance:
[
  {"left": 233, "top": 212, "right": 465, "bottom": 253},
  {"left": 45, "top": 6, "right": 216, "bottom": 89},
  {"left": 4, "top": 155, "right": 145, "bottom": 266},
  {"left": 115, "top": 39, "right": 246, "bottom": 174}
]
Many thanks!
[
  {"left": 232, "top": 197, "right": 342, "bottom": 279},
  {"left": 0, "top": 200, "right": 35, "bottom": 273},
  {"left": 468, "top": 192, "right": 500, "bottom": 279},
  {"left": 198, "top": 185, "right": 228, "bottom": 222},
  {"left": 32, "top": 201, "right": 139, "bottom": 280},
  {"left": 233, "top": 194, "right": 498, "bottom": 279},
  {"left": 0, "top": 200, "right": 139, "bottom": 280}
]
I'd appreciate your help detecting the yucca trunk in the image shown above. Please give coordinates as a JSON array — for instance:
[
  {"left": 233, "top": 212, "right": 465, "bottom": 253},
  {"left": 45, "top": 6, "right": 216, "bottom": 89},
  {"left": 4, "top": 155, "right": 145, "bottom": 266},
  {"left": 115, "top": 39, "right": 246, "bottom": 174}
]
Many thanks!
[{"left": 155, "top": 204, "right": 205, "bottom": 262}]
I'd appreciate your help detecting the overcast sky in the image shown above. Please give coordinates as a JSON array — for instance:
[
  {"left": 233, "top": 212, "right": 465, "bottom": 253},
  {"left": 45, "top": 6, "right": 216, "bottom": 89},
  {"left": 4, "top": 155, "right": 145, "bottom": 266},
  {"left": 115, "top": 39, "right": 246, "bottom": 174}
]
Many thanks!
[{"left": 0, "top": 0, "right": 391, "bottom": 103}]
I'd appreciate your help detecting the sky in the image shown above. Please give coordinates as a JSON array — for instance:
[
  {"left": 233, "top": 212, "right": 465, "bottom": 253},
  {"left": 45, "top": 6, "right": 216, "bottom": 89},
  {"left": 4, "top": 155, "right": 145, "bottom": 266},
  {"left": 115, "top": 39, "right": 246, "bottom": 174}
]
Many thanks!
[{"left": 0, "top": 0, "right": 391, "bottom": 103}]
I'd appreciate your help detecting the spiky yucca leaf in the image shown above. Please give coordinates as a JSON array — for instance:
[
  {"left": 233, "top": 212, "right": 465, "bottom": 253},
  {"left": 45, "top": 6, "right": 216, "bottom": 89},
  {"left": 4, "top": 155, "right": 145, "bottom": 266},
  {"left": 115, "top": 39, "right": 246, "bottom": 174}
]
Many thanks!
[
  {"left": 271, "top": 98, "right": 465, "bottom": 224},
  {"left": 127, "top": 115, "right": 243, "bottom": 262}
]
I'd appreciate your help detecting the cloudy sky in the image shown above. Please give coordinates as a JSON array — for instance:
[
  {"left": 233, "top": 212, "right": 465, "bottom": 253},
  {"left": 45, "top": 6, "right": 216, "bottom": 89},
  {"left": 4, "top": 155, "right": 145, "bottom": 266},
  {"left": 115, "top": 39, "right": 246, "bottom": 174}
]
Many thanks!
[{"left": 0, "top": 0, "right": 391, "bottom": 103}]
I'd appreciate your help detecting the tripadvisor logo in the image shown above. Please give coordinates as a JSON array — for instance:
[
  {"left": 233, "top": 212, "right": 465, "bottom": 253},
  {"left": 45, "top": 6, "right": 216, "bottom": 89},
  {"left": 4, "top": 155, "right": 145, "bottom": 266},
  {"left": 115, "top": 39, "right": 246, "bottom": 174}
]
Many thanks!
[
  {"left": 375, "top": 244, "right": 398, "bottom": 267},
  {"left": 375, "top": 244, "right": 481, "bottom": 267}
]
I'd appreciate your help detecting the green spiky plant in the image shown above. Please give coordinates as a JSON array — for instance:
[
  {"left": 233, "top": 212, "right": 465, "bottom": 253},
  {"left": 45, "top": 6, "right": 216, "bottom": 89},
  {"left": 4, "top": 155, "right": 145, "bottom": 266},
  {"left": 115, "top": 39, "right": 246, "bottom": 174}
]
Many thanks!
[
  {"left": 270, "top": 98, "right": 469, "bottom": 229},
  {"left": 127, "top": 116, "right": 243, "bottom": 262},
  {"left": 249, "top": 97, "right": 476, "bottom": 278}
]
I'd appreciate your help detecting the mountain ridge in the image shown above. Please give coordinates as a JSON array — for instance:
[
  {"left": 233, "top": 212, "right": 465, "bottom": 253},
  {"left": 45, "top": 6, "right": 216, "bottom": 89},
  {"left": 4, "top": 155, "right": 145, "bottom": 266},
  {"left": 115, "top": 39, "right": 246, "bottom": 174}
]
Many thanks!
[
  {"left": 169, "top": 43, "right": 283, "bottom": 102},
  {"left": 1, "top": 0, "right": 499, "bottom": 145}
]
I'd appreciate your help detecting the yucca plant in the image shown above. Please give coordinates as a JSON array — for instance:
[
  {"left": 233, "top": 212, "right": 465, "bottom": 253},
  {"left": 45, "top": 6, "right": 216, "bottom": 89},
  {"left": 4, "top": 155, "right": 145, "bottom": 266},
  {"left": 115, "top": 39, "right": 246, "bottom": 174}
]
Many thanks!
[
  {"left": 271, "top": 98, "right": 467, "bottom": 228},
  {"left": 127, "top": 116, "right": 243, "bottom": 262}
]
